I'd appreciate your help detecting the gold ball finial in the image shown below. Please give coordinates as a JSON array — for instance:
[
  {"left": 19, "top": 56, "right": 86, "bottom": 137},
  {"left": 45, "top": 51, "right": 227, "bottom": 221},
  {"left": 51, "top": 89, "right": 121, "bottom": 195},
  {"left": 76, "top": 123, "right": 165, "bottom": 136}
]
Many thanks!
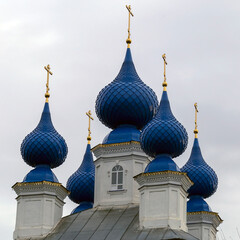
[
  {"left": 194, "top": 129, "right": 198, "bottom": 134},
  {"left": 126, "top": 38, "right": 132, "bottom": 44},
  {"left": 87, "top": 136, "right": 91, "bottom": 141},
  {"left": 45, "top": 92, "right": 50, "bottom": 98},
  {"left": 162, "top": 82, "right": 168, "bottom": 87}
]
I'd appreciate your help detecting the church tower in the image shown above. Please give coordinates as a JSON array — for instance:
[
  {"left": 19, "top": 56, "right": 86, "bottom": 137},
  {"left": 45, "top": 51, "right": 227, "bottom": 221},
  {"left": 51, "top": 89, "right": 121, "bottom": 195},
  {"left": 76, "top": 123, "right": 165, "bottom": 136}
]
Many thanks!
[
  {"left": 181, "top": 104, "right": 222, "bottom": 240},
  {"left": 93, "top": 6, "right": 158, "bottom": 207},
  {"left": 135, "top": 54, "right": 192, "bottom": 231},
  {"left": 13, "top": 65, "right": 68, "bottom": 240}
]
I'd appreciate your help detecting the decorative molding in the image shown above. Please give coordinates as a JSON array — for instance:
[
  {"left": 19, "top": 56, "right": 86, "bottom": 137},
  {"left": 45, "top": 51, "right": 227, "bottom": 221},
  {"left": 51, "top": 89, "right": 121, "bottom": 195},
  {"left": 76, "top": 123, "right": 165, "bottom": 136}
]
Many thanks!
[
  {"left": 135, "top": 171, "right": 193, "bottom": 192},
  {"left": 187, "top": 211, "right": 223, "bottom": 229},
  {"left": 12, "top": 181, "right": 69, "bottom": 201},
  {"left": 107, "top": 189, "right": 127, "bottom": 194},
  {"left": 92, "top": 141, "right": 150, "bottom": 158}
]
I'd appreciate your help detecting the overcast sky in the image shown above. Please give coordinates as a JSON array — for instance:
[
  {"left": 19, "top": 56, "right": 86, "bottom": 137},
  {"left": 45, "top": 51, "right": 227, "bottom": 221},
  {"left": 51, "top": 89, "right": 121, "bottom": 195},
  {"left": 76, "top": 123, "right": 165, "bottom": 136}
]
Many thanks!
[{"left": 1, "top": 0, "right": 240, "bottom": 239}]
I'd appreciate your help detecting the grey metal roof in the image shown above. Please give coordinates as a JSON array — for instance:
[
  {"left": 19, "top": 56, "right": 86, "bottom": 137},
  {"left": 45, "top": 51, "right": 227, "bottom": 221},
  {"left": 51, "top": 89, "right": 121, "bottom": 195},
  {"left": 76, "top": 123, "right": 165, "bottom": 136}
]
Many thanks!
[{"left": 42, "top": 205, "right": 199, "bottom": 240}]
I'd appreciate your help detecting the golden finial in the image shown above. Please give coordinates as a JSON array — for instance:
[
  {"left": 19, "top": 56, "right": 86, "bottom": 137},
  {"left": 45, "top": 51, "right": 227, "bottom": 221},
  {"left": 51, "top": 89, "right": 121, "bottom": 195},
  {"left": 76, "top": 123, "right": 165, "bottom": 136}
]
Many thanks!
[
  {"left": 162, "top": 54, "right": 168, "bottom": 91},
  {"left": 194, "top": 103, "right": 199, "bottom": 138},
  {"left": 44, "top": 64, "right": 53, "bottom": 102},
  {"left": 126, "top": 5, "right": 134, "bottom": 48},
  {"left": 86, "top": 110, "right": 94, "bottom": 144}
]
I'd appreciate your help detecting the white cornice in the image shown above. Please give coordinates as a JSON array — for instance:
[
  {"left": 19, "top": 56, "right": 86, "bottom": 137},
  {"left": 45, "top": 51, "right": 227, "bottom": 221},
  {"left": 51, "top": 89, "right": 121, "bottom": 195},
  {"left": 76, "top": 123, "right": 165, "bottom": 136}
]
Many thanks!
[{"left": 134, "top": 171, "right": 193, "bottom": 192}]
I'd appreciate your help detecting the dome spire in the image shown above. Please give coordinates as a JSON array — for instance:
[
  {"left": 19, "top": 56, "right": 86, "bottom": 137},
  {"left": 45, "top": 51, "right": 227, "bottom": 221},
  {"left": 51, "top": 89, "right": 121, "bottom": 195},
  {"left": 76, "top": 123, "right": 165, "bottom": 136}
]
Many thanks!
[
  {"left": 194, "top": 102, "right": 199, "bottom": 138},
  {"left": 126, "top": 5, "right": 134, "bottom": 48},
  {"left": 44, "top": 64, "right": 53, "bottom": 102},
  {"left": 66, "top": 111, "right": 95, "bottom": 214},
  {"left": 181, "top": 104, "right": 218, "bottom": 212},
  {"left": 162, "top": 54, "right": 168, "bottom": 91},
  {"left": 86, "top": 110, "right": 94, "bottom": 144}
]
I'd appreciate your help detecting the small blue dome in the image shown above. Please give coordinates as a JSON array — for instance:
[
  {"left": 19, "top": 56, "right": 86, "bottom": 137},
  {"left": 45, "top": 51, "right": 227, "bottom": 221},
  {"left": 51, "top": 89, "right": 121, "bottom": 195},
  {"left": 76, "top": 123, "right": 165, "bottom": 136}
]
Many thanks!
[
  {"left": 181, "top": 138, "right": 218, "bottom": 199},
  {"left": 23, "top": 165, "right": 59, "bottom": 183},
  {"left": 21, "top": 102, "right": 68, "bottom": 168},
  {"left": 144, "top": 154, "right": 180, "bottom": 173},
  {"left": 102, "top": 125, "right": 140, "bottom": 144},
  {"left": 141, "top": 91, "right": 188, "bottom": 158},
  {"left": 187, "top": 196, "right": 212, "bottom": 212},
  {"left": 66, "top": 144, "right": 95, "bottom": 207},
  {"left": 95, "top": 48, "right": 158, "bottom": 130}
]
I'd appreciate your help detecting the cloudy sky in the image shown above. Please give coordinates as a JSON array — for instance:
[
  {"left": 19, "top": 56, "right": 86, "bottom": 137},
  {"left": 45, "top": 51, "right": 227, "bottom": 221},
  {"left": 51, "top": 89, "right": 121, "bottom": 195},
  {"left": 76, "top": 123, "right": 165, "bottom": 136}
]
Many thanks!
[{"left": 1, "top": 0, "right": 239, "bottom": 239}]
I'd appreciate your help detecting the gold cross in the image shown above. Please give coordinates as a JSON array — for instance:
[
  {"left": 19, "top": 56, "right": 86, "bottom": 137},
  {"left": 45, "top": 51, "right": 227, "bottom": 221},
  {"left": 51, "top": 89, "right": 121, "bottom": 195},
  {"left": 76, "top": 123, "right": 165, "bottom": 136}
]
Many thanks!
[
  {"left": 44, "top": 64, "right": 53, "bottom": 102},
  {"left": 126, "top": 5, "right": 134, "bottom": 48},
  {"left": 194, "top": 103, "right": 199, "bottom": 138},
  {"left": 162, "top": 54, "right": 168, "bottom": 91},
  {"left": 86, "top": 110, "right": 94, "bottom": 143}
]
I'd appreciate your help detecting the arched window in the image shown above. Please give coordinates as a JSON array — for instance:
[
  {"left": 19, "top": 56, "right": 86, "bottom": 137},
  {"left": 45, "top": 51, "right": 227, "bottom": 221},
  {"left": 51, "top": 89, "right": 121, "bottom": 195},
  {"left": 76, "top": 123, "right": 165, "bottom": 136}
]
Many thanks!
[{"left": 111, "top": 165, "right": 123, "bottom": 190}]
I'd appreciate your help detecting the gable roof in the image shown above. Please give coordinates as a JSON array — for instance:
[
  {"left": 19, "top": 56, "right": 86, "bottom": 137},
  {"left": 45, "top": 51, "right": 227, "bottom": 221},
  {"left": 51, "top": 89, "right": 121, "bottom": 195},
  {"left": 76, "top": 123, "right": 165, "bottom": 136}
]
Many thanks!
[{"left": 42, "top": 205, "right": 198, "bottom": 240}]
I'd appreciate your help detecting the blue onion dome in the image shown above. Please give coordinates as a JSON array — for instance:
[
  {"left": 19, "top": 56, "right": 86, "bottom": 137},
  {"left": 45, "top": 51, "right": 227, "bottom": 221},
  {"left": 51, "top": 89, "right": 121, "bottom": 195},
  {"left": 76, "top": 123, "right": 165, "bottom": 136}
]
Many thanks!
[
  {"left": 95, "top": 48, "right": 158, "bottom": 130},
  {"left": 66, "top": 144, "right": 95, "bottom": 214},
  {"left": 23, "top": 165, "right": 59, "bottom": 183},
  {"left": 141, "top": 91, "right": 188, "bottom": 159},
  {"left": 181, "top": 138, "right": 218, "bottom": 199},
  {"left": 21, "top": 102, "right": 68, "bottom": 168}
]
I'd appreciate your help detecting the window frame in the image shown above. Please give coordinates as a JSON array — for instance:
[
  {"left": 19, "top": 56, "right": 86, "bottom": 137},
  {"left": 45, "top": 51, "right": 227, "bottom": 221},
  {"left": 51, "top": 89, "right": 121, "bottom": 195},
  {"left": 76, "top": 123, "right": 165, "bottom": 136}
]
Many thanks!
[{"left": 111, "top": 165, "right": 124, "bottom": 191}]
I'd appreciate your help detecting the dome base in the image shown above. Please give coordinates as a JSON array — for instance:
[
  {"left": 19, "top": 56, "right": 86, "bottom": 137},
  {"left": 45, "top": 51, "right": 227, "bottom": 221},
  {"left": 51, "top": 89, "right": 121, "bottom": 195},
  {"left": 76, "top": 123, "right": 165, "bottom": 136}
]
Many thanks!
[
  {"left": 144, "top": 154, "right": 180, "bottom": 173},
  {"left": 103, "top": 125, "right": 140, "bottom": 144},
  {"left": 71, "top": 202, "right": 93, "bottom": 214},
  {"left": 23, "top": 165, "right": 59, "bottom": 183},
  {"left": 187, "top": 196, "right": 211, "bottom": 212}
]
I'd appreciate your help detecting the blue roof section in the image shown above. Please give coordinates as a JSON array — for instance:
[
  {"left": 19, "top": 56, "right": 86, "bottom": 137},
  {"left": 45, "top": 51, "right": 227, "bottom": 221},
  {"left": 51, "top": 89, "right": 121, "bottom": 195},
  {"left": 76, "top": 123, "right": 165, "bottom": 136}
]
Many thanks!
[
  {"left": 23, "top": 165, "right": 59, "bottom": 183},
  {"left": 102, "top": 125, "right": 140, "bottom": 144},
  {"left": 187, "top": 196, "right": 212, "bottom": 212},
  {"left": 21, "top": 102, "right": 68, "bottom": 168},
  {"left": 66, "top": 144, "right": 95, "bottom": 208},
  {"left": 71, "top": 202, "right": 93, "bottom": 214},
  {"left": 141, "top": 91, "right": 188, "bottom": 159},
  {"left": 144, "top": 154, "right": 180, "bottom": 173},
  {"left": 181, "top": 138, "right": 218, "bottom": 199},
  {"left": 95, "top": 48, "right": 158, "bottom": 130}
]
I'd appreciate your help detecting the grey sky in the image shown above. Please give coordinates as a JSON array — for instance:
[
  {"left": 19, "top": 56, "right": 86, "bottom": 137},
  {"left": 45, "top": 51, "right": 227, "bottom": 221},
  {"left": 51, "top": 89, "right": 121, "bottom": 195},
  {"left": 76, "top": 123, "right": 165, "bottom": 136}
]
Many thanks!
[{"left": 1, "top": 0, "right": 239, "bottom": 239}]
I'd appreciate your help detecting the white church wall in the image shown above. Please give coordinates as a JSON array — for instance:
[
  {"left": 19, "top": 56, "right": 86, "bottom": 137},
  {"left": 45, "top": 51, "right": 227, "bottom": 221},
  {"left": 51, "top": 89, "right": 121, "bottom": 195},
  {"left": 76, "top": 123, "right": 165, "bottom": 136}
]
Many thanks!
[{"left": 93, "top": 142, "right": 150, "bottom": 207}]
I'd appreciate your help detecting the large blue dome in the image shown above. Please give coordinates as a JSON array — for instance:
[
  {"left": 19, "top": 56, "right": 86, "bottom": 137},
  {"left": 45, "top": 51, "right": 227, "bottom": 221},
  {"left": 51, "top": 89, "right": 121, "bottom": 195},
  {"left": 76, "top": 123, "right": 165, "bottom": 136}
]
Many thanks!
[
  {"left": 181, "top": 138, "right": 218, "bottom": 199},
  {"left": 66, "top": 144, "right": 95, "bottom": 213},
  {"left": 21, "top": 102, "right": 68, "bottom": 168},
  {"left": 95, "top": 48, "right": 158, "bottom": 130},
  {"left": 141, "top": 91, "right": 188, "bottom": 158}
]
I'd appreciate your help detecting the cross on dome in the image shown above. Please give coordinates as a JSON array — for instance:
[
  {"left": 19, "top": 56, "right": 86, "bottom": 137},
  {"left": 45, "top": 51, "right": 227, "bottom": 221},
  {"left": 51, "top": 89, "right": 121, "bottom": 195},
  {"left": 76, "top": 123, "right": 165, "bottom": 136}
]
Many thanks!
[
  {"left": 86, "top": 110, "right": 94, "bottom": 144},
  {"left": 44, "top": 64, "right": 53, "bottom": 102},
  {"left": 162, "top": 54, "right": 168, "bottom": 91},
  {"left": 126, "top": 5, "right": 134, "bottom": 48},
  {"left": 194, "top": 103, "right": 199, "bottom": 138}
]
